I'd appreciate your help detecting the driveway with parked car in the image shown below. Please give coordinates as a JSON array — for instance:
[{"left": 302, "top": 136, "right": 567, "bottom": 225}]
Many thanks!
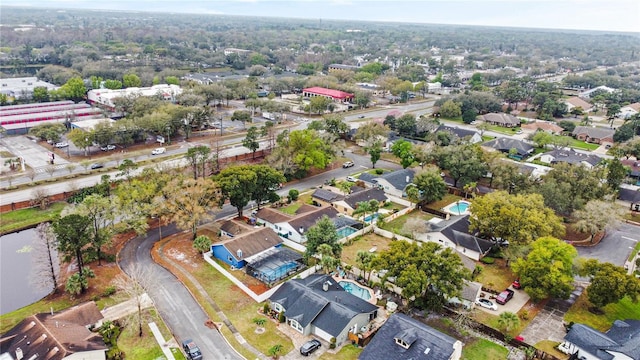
[{"left": 476, "top": 283, "right": 529, "bottom": 315}]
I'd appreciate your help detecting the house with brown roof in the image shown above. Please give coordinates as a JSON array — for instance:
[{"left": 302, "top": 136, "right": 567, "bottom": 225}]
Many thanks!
[
  {"left": 332, "top": 188, "right": 389, "bottom": 216},
  {"left": 521, "top": 121, "right": 564, "bottom": 134},
  {"left": 480, "top": 113, "right": 520, "bottom": 128},
  {"left": 620, "top": 102, "right": 640, "bottom": 119},
  {"left": 0, "top": 302, "right": 107, "bottom": 360},
  {"left": 211, "top": 227, "right": 283, "bottom": 269},
  {"left": 571, "top": 125, "right": 615, "bottom": 144},
  {"left": 564, "top": 96, "right": 593, "bottom": 113}
]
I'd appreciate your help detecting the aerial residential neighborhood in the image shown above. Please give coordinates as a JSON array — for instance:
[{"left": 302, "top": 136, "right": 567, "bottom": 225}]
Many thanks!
[{"left": 1, "top": 3, "right": 640, "bottom": 360}]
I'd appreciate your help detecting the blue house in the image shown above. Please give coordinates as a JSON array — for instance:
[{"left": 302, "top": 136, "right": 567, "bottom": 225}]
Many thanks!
[{"left": 211, "top": 227, "right": 283, "bottom": 269}]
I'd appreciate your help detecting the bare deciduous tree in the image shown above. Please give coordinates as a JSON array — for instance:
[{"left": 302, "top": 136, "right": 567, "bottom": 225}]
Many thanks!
[
  {"left": 26, "top": 168, "right": 37, "bottom": 183},
  {"left": 113, "top": 263, "right": 157, "bottom": 337},
  {"left": 29, "top": 222, "right": 61, "bottom": 294},
  {"left": 65, "top": 163, "right": 77, "bottom": 174},
  {"left": 30, "top": 188, "right": 50, "bottom": 209},
  {"left": 402, "top": 217, "right": 430, "bottom": 240},
  {"left": 45, "top": 165, "right": 56, "bottom": 179}
]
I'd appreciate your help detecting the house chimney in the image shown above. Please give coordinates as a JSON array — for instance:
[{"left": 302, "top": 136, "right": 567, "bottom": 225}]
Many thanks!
[
  {"left": 15, "top": 348, "right": 23, "bottom": 360},
  {"left": 236, "top": 249, "right": 243, "bottom": 259},
  {"left": 323, "top": 281, "right": 329, "bottom": 291},
  {"left": 299, "top": 227, "right": 304, "bottom": 234}
]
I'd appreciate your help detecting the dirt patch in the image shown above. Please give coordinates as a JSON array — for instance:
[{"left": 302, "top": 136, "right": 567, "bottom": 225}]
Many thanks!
[{"left": 563, "top": 223, "right": 604, "bottom": 245}]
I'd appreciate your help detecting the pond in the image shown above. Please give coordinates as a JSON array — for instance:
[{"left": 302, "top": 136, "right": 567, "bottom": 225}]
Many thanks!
[{"left": 0, "top": 227, "right": 53, "bottom": 315}]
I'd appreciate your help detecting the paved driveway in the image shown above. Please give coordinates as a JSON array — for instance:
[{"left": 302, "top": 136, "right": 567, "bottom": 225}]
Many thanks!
[
  {"left": 576, "top": 223, "right": 640, "bottom": 267},
  {"left": 476, "top": 285, "right": 530, "bottom": 315}
]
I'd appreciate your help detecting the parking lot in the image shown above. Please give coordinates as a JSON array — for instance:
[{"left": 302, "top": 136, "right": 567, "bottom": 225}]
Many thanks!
[{"left": 576, "top": 223, "right": 639, "bottom": 267}]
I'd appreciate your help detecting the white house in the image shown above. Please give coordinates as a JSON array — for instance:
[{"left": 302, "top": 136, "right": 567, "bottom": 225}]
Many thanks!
[
  {"left": 559, "top": 320, "right": 640, "bottom": 360},
  {"left": 620, "top": 102, "right": 640, "bottom": 119},
  {"left": 358, "top": 169, "right": 415, "bottom": 198},
  {"left": 254, "top": 206, "right": 341, "bottom": 243},
  {"left": 418, "top": 216, "right": 493, "bottom": 261}
]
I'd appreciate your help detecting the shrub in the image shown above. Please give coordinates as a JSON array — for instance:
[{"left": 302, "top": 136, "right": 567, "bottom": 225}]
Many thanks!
[
  {"left": 263, "top": 303, "right": 270, "bottom": 314},
  {"left": 375, "top": 169, "right": 384, "bottom": 175},
  {"left": 103, "top": 286, "right": 116, "bottom": 297},
  {"left": 472, "top": 265, "right": 483, "bottom": 279},
  {"left": 480, "top": 256, "right": 495, "bottom": 264},
  {"left": 278, "top": 312, "right": 285, "bottom": 323},
  {"left": 330, "top": 337, "right": 336, "bottom": 349},
  {"left": 519, "top": 310, "right": 529, "bottom": 321},
  {"left": 288, "top": 189, "right": 299, "bottom": 201}
]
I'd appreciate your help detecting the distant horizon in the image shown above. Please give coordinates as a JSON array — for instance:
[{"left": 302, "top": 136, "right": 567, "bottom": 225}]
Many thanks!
[{"left": 5, "top": 0, "right": 640, "bottom": 34}]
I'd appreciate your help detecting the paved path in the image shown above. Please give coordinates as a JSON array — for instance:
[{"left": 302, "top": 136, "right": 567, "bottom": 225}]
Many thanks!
[
  {"left": 149, "top": 322, "right": 177, "bottom": 360},
  {"left": 100, "top": 293, "right": 153, "bottom": 321}
]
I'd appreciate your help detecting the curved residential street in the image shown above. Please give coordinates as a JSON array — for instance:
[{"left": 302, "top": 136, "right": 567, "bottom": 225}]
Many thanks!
[{"left": 119, "top": 224, "right": 244, "bottom": 360}]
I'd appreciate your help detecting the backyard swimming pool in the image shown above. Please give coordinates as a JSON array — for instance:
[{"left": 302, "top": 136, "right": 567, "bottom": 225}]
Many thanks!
[
  {"left": 339, "top": 280, "right": 372, "bottom": 301},
  {"left": 443, "top": 200, "right": 471, "bottom": 216},
  {"left": 337, "top": 226, "right": 357, "bottom": 238},
  {"left": 363, "top": 213, "right": 379, "bottom": 224}
]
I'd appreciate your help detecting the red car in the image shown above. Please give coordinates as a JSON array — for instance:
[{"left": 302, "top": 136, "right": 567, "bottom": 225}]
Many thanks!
[
  {"left": 496, "top": 289, "right": 514, "bottom": 305},
  {"left": 512, "top": 279, "right": 522, "bottom": 289}
]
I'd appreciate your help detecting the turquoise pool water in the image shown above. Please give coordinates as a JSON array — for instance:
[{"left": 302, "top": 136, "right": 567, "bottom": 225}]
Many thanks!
[
  {"left": 339, "top": 281, "right": 372, "bottom": 301},
  {"left": 337, "top": 227, "right": 357, "bottom": 238},
  {"left": 443, "top": 201, "right": 470, "bottom": 215},
  {"left": 363, "top": 213, "right": 379, "bottom": 224}
]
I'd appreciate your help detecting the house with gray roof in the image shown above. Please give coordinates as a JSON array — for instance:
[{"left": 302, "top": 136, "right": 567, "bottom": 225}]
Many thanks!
[
  {"left": 420, "top": 215, "right": 494, "bottom": 261},
  {"left": 480, "top": 113, "right": 520, "bottom": 128},
  {"left": 559, "top": 319, "right": 640, "bottom": 360},
  {"left": 358, "top": 169, "right": 415, "bottom": 198},
  {"left": 255, "top": 206, "right": 344, "bottom": 243},
  {"left": 359, "top": 313, "right": 462, "bottom": 360},
  {"left": 332, "top": 188, "right": 388, "bottom": 216},
  {"left": 618, "top": 187, "right": 640, "bottom": 211},
  {"left": 312, "top": 188, "right": 344, "bottom": 207},
  {"left": 269, "top": 274, "right": 379, "bottom": 346},
  {"left": 435, "top": 125, "right": 482, "bottom": 144},
  {"left": 572, "top": 126, "right": 615, "bottom": 145},
  {"left": 482, "top": 137, "right": 535, "bottom": 159},
  {"left": 448, "top": 280, "right": 483, "bottom": 310},
  {"left": 539, "top": 149, "right": 603, "bottom": 168}
]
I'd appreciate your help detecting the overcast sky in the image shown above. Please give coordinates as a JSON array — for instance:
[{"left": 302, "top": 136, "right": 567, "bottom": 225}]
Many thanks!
[{"left": 13, "top": 0, "right": 640, "bottom": 33}]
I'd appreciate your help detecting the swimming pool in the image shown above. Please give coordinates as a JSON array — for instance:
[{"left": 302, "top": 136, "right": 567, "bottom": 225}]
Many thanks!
[
  {"left": 339, "top": 280, "right": 372, "bottom": 301},
  {"left": 363, "top": 213, "right": 379, "bottom": 224},
  {"left": 442, "top": 200, "right": 471, "bottom": 216},
  {"left": 259, "top": 262, "right": 298, "bottom": 283},
  {"left": 337, "top": 226, "right": 357, "bottom": 238}
]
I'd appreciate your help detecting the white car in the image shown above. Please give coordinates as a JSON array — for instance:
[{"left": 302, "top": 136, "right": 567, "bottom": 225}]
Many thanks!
[
  {"left": 101, "top": 144, "right": 116, "bottom": 151},
  {"left": 475, "top": 298, "right": 498, "bottom": 311},
  {"left": 151, "top": 147, "right": 166, "bottom": 155},
  {"left": 54, "top": 142, "right": 68, "bottom": 148}
]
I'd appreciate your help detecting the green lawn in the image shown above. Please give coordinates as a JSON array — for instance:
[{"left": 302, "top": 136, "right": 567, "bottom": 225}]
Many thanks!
[
  {"left": 564, "top": 292, "right": 640, "bottom": 332},
  {"left": 379, "top": 209, "right": 434, "bottom": 238},
  {"left": 341, "top": 233, "right": 393, "bottom": 268},
  {"left": 485, "top": 124, "right": 521, "bottom": 135},
  {"left": 535, "top": 340, "right": 569, "bottom": 360},
  {"left": 628, "top": 240, "right": 640, "bottom": 261},
  {"left": 566, "top": 138, "right": 600, "bottom": 151},
  {"left": 0, "top": 202, "right": 67, "bottom": 234},
  {"left": 321, "top": 343, "right": 363, "bottom": 359},
  {"left": 474, "top": 262, "right": 515, "bottom": 292},
  {"left": 280, "top": 202, "right": 302, "bottom": 215},
  {"left": 117, "top": 308, "right": 176, "bottom": 360},
  {"left": 461, "top": 338, "right": 508, "bottom": 360}
]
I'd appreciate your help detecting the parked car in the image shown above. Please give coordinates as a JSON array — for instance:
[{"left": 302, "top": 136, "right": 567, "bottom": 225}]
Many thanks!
[
  {"left": 151, "top": 147, "right": 166, "bottom": 155},
  {"left": 511, "top": 279, "right": 522, "bottom": 290},
  {"left": 475, "top": 298, "right": 498, "bottom": 311},
  {"left": 346, "top": 176, "right": 357, "bottom": 182},
  {"left": 496, "top": 289, "right": 515, "bottom": 305},
  {"left": 182, "top": 339, "right": 203, "bottom": 360},
  {"left": 54, "top": 142, "right": 68, "bottom": 148},
  {"left": 101, "top": 144, "right": 116, "bottom": 151},
  {"left": 342, "top": 161, "right": 354, "bottom": 168},
  {"left": 90, "top": 163, "right": 104, "bottom": 170},
  {"left": 300, "top": 339, "right": 321, "bottom": 356},
  {"left": 358, "top": 115, "right": 365, "bottom": 118}
]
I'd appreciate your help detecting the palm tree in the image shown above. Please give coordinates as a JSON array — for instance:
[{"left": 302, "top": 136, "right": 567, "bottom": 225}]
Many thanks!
[
  {"left": 268, "top": 344, "right": 283, "bottom": 359},
  {"left": 498, "top": 311, "right": 520, "bottom": 333}
]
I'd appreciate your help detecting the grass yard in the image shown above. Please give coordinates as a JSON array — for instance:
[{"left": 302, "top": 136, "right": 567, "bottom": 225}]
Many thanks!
[
  {"left": 0, "top": 202, "right": 66, "bottom": 234},
  {"left": 379, "top": 209, "right": 434, "bottom": 238},
  {"left": 535, "top": 340, "right": 569, "bottom": 360},
  {"left": 564, "top": 291, "right": 640, "bottom": 332},
  {"left": 461, "top": 338, "right": 509, "bottom": 360},
  {"left": 425, "top": 193, "right": 465, "bottom": 210},
  {"left": 341, "top": 233, "right": 393, "bottom": 267},
  {"left": 485, "top": 124, "right": 521, "bottom": 135},
  {"left": 566, "top": 138, "right": 600, "bottom": 151},
  {"left": 117, "top": 308, "right": 177, "bottom": 360},
  {"left": 629, "top": 240, "right": 640, "bottom": 261},
  {"left": 161, "top": 234, "right": 294, "bottom": 356},
  {"left": 321, "top": 343, "right": 364, "bottom": 359},
  {"left": 280, "top": 202, "right": 302, "bottom": 215},
  {"left": 474, "top": 260, "right": 515, "bottom": 292}
]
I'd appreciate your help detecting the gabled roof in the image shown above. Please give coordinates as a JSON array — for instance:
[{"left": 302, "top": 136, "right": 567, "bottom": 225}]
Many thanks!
[
  {"left": 542, "top": 148, "right": 602, "bottom": 167},
  {"left": 343, "top": 188, "right": 388, "bottom": 209},
  {"left": 0, "top": 302, "right": 107, "bottom": 360},
  {"left": 521, "top": 121, "right": 563, "bottom": 134},
  {"left": 618, "top": 187, "right": 640, "bottom": 203},
  {"left": 213, "top": 228, "right": 282, "bottom": 260},
  {"left": 255, "top": 207, "right": 292, "bottom": 224},
  {"left": 564, "top": 320, "right": 640, "bottom": 360},
  {"left": 303, "top": 87, "right": 353, "bottom": 99},
  {"left": 429, "top": 215, "right": 494, "bottom": 254},
  {"left": 461, "top": 281, "right": 483, "bottom": 302},
  {"left": 359, "top": 313, "right": 458, "bottom": 360},
  {"left": 565, "top": 96, "right": 592, "bottom": 110},
  {"left": 312, "top": 188, "right": 344, "bottom": 202},
  {"left": 480, "top": 113, "right": 520, "bottom": 126},
  {"left": 289, "top": 207, "right": 340, "bottom": 234},
  {"left": 269, "top": 275, "right": 378, "bottom": 336},
  {"left": 572, "top": 125, "right": 615, "bottom": 140},
  {"left": 622, "top": 102, "right": 640, "bottom": 112},
  {"left": 435, "top": 125, "right": 479, "bottom": 140},
  {"left": 482, "top": 138, "right": 534, "bottom": 156},
  {"left": 220, "top": 220, "right": 245, "bottom": 236},
  {"left": 375, "top": 169, "right": 416, "bottom": 190}
]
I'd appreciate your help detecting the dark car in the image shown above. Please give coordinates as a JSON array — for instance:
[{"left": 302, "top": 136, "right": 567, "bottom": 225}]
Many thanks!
[
  {"left": 90, "top": 163, "right": 104, "bottom": 169},
  {"left": 512, "top": 279, "right": 522, "bottom": 290},
  {"left": 182, "top": 339, "right": 203, "bottom": 360},
  {"left": 300, "top": 339, "right": 321, "bottom": 356},
  {"left": 496, "top": 289, "right": 515, "bottom": 305}
]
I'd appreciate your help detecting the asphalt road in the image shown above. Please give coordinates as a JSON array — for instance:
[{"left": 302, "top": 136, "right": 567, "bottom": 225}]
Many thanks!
[
  {"left": 119, "top": 224, "right": 243, "bottom": 360},
  {"left": 575, "top": 222, "right": 639, "bottom": 267}
]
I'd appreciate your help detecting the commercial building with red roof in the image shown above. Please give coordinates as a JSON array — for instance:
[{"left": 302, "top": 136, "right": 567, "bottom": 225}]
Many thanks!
[{"left": 302, "top": 87, "right": 354, "bottom": 102}]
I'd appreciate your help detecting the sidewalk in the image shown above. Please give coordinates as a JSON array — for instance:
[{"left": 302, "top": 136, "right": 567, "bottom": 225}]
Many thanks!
[{"left": 100, "top": 293, "right": 153, "bottom": 321}]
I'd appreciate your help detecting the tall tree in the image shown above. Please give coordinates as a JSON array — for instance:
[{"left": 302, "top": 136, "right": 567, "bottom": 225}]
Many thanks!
[
  {"left": 413, "top": 167, "right": 448, "bottom": 204},
  {"left": 304, "top": 215, "right": 341, "bottom": 261},
  {"left": 185, "top": 145, "right": 211, "bottom": 179},
  {"left": 391, "top": 139, "right": 415, "bottom": 168},
  {"left": 355, "top": 250, "right": 376, "bottom": 282},
  {"left": 73, "top": 194, "right": 117, "bottom": 266},
  {"left": 250, "top": 165, "right": 286, "bottom": 210},
  {"left": 433, "top": 144, "right": 486, "bottom": 188},
  {"left": 572, "top": 200, "right": 626, "bottom": 243},
  {"left": 243, "top": 126, "right": 261, "bottom": 159},
  {"left": 216, "top": 165, "right": 258, "bottom": 218},
  {"left": 114, "top": 263, "right": 157, "bottom": 337},
  {"left": 578, "top": 259, "right": 640, "bottom": 309},
  {"left": 29, "top": 223, "right": 61, "bottom": 294},
  {"left": 470, "top": 191, "right": 565, "bottom": 245},
  {"left": 163, "top": 177, "right": 219, "bottom": 239},
  {"left": 53, "top": 214, "right": 92, "bottom": 293},
  {"left": 512, "top": 237, "right": 578, "bottom": 302}
]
